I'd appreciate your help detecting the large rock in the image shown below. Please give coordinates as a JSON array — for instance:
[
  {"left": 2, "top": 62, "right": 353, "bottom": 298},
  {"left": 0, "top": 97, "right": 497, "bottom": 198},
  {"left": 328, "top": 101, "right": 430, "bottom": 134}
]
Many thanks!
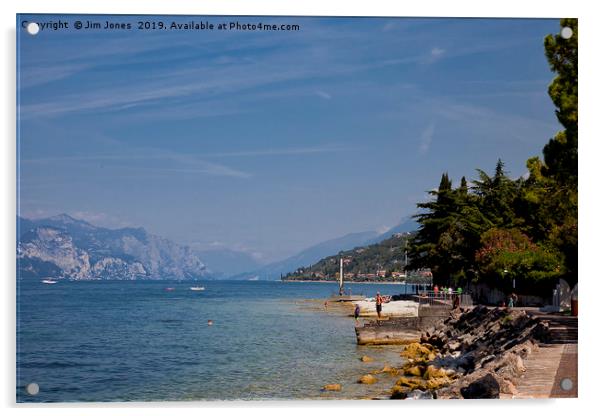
[
  {"left": 425, "top": 377, "right": 451, "bottom": 390},
  {"left": 423, "top": 365, "right": 448, "bottom": 380},
  {"left": 358, "top": 374, "right": 378, "bottom": 384},
  {"left": 396, "top": 376, "right": 423, "bottom": 390},
  {"left": 390, "top": 386, "right": 408, "bottom": 399},
  {"left": 360, "top": 355, "right": 374, "bottom": 363},
  {"left": 460, "top": 374, "right": 500, "bottom": 399},
  {"left": 400, "top": 342, "right": 436, "bottom": 361},
  {"left": 404, "top": 365, "right": 424, "bottom": 377},
  {"left": 376, "top": 365, "right": 399, "bottom": 375},
  {"left": 322, "top": 384, "right": 342, "bottom": 392}
]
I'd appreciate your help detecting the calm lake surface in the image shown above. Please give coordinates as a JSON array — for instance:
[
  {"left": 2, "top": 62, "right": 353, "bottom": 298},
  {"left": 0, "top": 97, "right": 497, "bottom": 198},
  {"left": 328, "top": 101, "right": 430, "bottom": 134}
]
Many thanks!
[{"left": 17, "top": 280, "right": 417, "bottom": 402}]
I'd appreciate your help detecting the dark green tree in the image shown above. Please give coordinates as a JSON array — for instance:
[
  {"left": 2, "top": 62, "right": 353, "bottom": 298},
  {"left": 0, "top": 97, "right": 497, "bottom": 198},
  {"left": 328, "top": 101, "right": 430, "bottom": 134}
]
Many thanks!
[
  {"left": 409, "top": 173, "right": 489, "bottom": 287},
  {"left": 542, "top": 18, "right": 578, "bottom": 186},
  {"left": 521, "top": 19, "right": 578, "bottom": 284}
]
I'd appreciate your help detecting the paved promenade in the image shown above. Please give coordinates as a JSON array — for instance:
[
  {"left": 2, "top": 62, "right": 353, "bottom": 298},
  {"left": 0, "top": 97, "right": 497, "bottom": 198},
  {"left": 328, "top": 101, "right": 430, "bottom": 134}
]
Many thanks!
[{"left": 514, "top": 314, "right": 577, "bottom": 398}]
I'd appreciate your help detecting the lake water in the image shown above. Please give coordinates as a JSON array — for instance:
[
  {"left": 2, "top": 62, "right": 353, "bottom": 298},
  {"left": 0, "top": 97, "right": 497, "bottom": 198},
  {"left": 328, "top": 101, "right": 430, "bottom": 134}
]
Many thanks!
[{"left": 17, "top": 280, "right": 417, "bottom": 402}]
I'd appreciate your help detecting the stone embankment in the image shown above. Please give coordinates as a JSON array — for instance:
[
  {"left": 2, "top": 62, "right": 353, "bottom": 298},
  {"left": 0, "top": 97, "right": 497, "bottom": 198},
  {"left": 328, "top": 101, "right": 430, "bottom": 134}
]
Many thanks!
[{"left": 386, "top": 305, "right": 552, "bottom": 399}]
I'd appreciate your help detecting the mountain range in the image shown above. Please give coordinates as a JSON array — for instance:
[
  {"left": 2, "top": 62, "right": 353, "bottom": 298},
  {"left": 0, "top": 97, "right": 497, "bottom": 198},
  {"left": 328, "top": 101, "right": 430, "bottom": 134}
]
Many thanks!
[
  {"left": 17, "top": 214, "right": 417, "bottom": 281},
  {"left": 17, "top": 214, "right": 208, "bottom": 280},
  {"left": 231, "top": 217, "right": 417, "bottom": 280}
]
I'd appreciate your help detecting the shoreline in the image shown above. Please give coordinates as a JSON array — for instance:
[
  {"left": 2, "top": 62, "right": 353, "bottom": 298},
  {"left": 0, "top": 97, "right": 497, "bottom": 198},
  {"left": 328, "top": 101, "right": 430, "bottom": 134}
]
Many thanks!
[
  {"left": 338, "top": 306, "right": 578, "bottom": 399},
  {"left": 281, "top": 280, "right": 416, "bottom": 285}
]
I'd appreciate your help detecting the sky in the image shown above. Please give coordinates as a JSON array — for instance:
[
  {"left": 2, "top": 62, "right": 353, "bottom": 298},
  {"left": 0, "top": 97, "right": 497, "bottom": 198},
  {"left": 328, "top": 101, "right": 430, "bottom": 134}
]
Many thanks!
[{"left": 17, "top": 15, "right": 562, "bottom": 263}]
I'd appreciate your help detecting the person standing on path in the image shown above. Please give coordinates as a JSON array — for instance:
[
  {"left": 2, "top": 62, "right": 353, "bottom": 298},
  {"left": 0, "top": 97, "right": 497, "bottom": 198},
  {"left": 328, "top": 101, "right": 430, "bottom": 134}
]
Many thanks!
[{"left": 375, "top": 292, "right": 383, "bottom": 319}]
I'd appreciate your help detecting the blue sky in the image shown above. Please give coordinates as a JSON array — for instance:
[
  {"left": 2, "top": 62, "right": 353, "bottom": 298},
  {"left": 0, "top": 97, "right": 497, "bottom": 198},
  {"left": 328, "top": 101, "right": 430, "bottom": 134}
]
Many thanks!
[{"left": 17, "top": 15, "right": 561, "bottom": 263}]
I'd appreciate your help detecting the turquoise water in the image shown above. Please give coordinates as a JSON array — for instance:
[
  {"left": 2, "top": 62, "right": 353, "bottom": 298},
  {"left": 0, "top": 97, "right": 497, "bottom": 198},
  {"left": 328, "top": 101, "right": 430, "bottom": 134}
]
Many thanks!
[{"left": 17, "top": 280, "right": 414, "bottom": 402}]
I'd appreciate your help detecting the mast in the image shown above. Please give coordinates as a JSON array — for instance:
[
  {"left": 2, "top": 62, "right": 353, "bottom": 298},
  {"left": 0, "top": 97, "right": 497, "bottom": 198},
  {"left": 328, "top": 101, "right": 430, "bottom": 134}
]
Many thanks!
[{"left": 339, "top": 257, "right": 344, "bottom": 295}]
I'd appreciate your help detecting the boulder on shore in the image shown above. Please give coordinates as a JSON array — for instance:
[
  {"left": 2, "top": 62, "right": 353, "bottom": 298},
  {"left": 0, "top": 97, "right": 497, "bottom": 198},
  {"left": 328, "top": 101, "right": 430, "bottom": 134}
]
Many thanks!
[
  {"left": 423, "top": 364, "right": 448, "bottom": 380},
  {"left": 390, "top": 386, "right": 408, "bottom": 399},
  {"left": 376, "top": 365, "right": 399, "bottom": 375},
  {"left": 358, "top": 374, "right": 378, "bottom": 384},
  {"left": 322, "top": 384, "right": 342, "bottom": 392},
  {"left": 396, "top": 376, "right": 423, "bottom": 390},
  {"left": 400, "top": 342, "right": 436, "bottom": 361},
  {"left": 404, "top": 365, "right": 424, "bottom": 377},
  {"left": 360, "top": 355, "right": 374, "bottom": 362},
  {"left": 460, "top": 374, "right": 500, "bottom": 399}
]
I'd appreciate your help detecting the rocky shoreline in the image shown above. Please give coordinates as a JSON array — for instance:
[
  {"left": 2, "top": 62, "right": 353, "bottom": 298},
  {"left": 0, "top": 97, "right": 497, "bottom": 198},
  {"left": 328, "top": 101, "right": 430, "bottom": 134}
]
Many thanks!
[{"left": 329, "top": 305, "right": 552, "bottom": 399}]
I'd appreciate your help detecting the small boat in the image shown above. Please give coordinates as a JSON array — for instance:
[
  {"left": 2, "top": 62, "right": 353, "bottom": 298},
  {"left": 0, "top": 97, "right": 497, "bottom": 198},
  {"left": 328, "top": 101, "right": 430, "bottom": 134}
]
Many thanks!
[
  {"left": 41, "top": 279, "right": 58, "bottom": 284},
  {"left": 190, "top": 286, "right": 205, "bottom": 291}
]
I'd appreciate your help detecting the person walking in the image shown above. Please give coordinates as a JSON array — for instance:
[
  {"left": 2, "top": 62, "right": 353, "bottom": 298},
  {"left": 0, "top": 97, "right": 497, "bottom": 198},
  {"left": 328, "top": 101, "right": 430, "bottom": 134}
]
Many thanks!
[{"left": 354, "top": 304, "right": 361, "bottom": 321}]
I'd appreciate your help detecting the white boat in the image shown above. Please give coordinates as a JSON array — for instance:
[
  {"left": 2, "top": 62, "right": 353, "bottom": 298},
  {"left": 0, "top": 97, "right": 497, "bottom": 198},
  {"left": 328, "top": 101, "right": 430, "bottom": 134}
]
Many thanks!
[
  {"left": 41, "top": 279, "right": 58, "bottom": 284},
  {"left": 189, "top": 286, "right": 205, "bottom": 291}
]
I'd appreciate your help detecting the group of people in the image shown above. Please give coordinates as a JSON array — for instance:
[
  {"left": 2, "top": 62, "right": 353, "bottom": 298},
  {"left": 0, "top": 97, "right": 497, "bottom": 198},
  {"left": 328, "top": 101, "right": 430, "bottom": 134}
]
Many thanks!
[
  {"left": 433, "top": 285, "right": 463, "bottom": 296},
  {"left": 353, "top": 291, "right": 385, "bottom": 321},
  {"left": 349, "top": 287, "right": 521, "bottom": 323}
]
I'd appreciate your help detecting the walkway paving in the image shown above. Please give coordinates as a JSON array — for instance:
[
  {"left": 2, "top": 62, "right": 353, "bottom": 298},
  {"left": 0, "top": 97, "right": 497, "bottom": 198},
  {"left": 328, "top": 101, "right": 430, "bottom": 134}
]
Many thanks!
[{"left": 514, "top": 314, "right": 577, "bottom": 399}]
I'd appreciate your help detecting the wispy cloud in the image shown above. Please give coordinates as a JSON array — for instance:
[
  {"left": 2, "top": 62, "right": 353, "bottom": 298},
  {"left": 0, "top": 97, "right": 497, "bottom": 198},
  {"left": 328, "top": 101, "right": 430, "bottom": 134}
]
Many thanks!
[
  {"left": 429, "top": 99, "right": 559, "bottom": 143},
  {"left": 431, "top": 47, "right": 445, "bottom": 57},
  {"left": 19, "top": 63, "right": 91, "bottom": 88},
  {"left": 315, "top": 90, "right": 332, "bottom": 100},
  {"left": 21, "top": 147, "right": 252, "bottom": 179},
  {"left": 205, "top": 144, "right": 351, "bottom": 158},
  {"left": 419, "top": 123, "right": 435, "bottom": 154},
  {"left": 428, "top": 47, "right": 445, "bottom": 63},
  {"left": 20, "top": 143, "right": 356, "bottom": 180},
  {"left": 17, "top": 21, "right": 475, "bottom": 120},
  {"left": 21, "top": 144, "right": 352, "bottom": 163}
]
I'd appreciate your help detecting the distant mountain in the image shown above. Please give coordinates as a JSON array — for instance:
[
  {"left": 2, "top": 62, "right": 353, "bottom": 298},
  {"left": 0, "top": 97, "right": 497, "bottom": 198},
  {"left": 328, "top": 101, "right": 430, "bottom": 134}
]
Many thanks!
[
  {"left": 236, "top": 217, "right": 418, "bottom": 280},
  {"left": 363, "top": 217, "right": 418, "bottom": 245},
  {"left": 284, "top": 232, "right": 414, "bottom": 281},
  {"left": 195, "top": 248, "right": 264, "bottom": 278},
  {"left": 233, "top": 230, "right": 379, "bottom": 280},
  {"left": 17, "top": 214, "right": 208, "bottom": 280}
]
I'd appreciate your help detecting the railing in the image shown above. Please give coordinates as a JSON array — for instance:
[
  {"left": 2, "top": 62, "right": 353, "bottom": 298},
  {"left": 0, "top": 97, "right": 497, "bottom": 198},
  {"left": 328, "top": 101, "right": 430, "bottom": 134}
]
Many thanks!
[{"left": 415, "top": 290, "right": 473, "bottom": 307}]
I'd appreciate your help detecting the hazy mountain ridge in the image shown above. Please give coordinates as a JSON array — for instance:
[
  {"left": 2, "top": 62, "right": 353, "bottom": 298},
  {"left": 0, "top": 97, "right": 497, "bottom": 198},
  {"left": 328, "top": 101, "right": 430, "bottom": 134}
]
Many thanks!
[
  {"left": 17, "top": 214, "right": 207, "bottom": 280},
  {"left": 234, "top": 217, "right": 418, "bottom": 280},
  {"left": 195, "top": 248, "right": 264, "bottom": 278},
  {"left": 284, "top": 232, "right": 414, "bottom": 281}
]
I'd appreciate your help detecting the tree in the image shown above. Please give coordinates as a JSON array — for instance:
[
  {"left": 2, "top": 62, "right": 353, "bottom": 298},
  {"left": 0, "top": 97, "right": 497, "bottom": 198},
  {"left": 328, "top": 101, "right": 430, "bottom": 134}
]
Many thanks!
[
  {"left": 522, "top": 19, "right": 578, "bottom": 284},
  {"left": 409, "top": 173, "right": 489, "bottom": 287},
  {"left": 475, "top": 228, "right": 564, "bottom": 293},
  {"left": 542, "top": 18, "right": 578, "bottom": 187},
  {"left": 472, "top": 159, "right": 519, "bottom": 228}
]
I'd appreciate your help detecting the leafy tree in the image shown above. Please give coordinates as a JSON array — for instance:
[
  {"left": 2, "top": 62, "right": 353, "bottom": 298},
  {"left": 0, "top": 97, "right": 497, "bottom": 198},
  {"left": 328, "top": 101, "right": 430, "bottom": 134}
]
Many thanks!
[{"left": 475, "top": 228, "right": 564, "bottom": 292}]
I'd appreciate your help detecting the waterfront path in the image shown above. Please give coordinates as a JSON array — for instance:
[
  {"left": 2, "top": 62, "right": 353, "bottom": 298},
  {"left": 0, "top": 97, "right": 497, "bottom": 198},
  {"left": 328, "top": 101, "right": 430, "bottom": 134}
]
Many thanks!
[{"left": 514, "top": 314, "right": 578, "bottom": 398}]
